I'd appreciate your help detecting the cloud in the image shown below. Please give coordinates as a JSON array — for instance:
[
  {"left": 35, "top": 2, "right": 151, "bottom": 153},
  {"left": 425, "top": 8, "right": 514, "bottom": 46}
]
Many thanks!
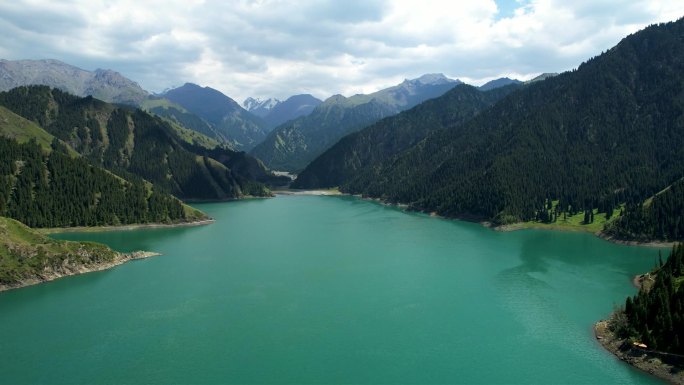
[{"left": 0, "top": 0, "right": 682, "bottom": 103}]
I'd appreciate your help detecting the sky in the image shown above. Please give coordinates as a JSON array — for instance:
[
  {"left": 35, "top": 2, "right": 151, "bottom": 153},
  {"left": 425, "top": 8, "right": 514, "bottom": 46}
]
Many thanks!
[{"left": 0, "top": 0, "right": 683, "bottom": 103}]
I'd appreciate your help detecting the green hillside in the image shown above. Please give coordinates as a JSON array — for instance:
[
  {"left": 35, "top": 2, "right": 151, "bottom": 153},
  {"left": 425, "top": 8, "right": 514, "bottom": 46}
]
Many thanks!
[
  {"left": 611, "top": 244, "right": 684, "bottom": 354},
  {"left": 0, "top": 216, "right": 119, "bottom": 288},
  {"left": 0, "top": 136, "right": 191, "bottom": 228},
  {"left": 0, "top": 105, "right": 55, "bottom": 150},
  {"left": 605, "top": 178, "right": 684, "bottom": 242},
  {"left": 0, "top": 86, "right": 275, "bottom": 200},
  {"left": 250, "top": 75, "right": 460, "bottom": 172},
  {"left": 162, "top": 83, "right": 268, "bottom": 151},
  {"left": 293, "top": 84, "right": 520, "bottom": 189},
  {"left": 339, "top": 19, "right": 684, "bottom": 235}
]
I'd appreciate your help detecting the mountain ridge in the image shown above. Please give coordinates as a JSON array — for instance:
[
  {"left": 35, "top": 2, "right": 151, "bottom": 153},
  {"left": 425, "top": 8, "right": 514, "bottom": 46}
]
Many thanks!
[
  {"left": 337, "top": 19, "right": 684, "bottom": 235},
  {"left": 250, "top": 74, "right": 461, "bottom": 172},
  {"left": 0, "top": 86, "right": 283, "bottom": 201},
  {"left": 293, "top": 83, "right": 522, "bottom": 189},
  {"left": 162, "top": 83, "right": 268, "bottom": 151},
  {"left": 0, "top": 59, "right": 148, "bottom": 105}
]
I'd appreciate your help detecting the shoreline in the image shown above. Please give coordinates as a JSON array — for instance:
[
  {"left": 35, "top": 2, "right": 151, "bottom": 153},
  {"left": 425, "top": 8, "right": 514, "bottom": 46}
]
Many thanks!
[
  {"left": 0, "top": 251, "right": 161, "bottom": 293},
  {"left": 596, "top": 232, "right": 676, "bottom": 249},
  {"left": 284, "top": 189, "right": 675, "bottom": 248},
  {"left": 273, "top": 188, "right": 343, "bottom": 196},
  {"left": 594, "top": 319, "right": 684, "bottom": 385},
  {"left": 36, "top": 219, "right": 215, "bottom": 235}
]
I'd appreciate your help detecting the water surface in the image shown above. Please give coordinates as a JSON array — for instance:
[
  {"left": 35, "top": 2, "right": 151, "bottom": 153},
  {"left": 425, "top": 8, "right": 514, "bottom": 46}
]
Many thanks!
[{"left": 0, "top": 195, "right": 666, "bottom": 384}]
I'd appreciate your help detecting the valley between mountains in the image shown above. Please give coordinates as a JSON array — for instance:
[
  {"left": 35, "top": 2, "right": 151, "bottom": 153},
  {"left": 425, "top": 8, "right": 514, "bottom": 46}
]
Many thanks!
[{"left": 1, "top": 17, "right": 684, "bottom": 384}]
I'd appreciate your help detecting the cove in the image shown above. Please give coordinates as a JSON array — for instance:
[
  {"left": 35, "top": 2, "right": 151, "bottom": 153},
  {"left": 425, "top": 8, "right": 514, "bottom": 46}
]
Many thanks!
[{"left": 0, "top": 195, "right": 666, "bottom": 384}]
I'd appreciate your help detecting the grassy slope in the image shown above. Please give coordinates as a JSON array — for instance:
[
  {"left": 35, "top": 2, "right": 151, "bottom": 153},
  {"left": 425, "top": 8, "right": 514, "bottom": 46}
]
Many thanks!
[
  {"left": 141, "top": 98, "right": 227, "bottom": 150},
  {"left": 1, "top": 100, "right": 211, "bottom": 225},
  {"left": 508, "top": 201, "right": 622, "bottom": 233},
  {"left": 139, "top": 98, "right": 188, "bottom": 112},
  {"left": 0, "top": 105, "right": 80, "bottom": 157},
  {"left": 166, "top": 119, "right": 222, "bottom": 149},
  {"left": 517, "top": 209, "right": 614, "bottom": 233},
  {"left": 0, "top": 217, "right": 119, "bottom": 285},
  {"left": 0, "top": 105, "right": 55, "bottom": 150}
]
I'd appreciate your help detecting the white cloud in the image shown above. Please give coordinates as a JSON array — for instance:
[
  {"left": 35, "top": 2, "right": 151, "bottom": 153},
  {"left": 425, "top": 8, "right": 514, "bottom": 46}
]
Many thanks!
[{"left": 0, "top": 0, "right": 682, "bottom": 102}]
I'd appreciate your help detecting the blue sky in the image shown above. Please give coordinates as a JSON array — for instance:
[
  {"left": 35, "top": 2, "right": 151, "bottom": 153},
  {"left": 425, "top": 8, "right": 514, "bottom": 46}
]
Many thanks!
[
  {"left": 0, "top": 0, "right": 682, "bottom": 103},
  {"left": 495, "top": 0, "right": 527, "bottom": 19}
]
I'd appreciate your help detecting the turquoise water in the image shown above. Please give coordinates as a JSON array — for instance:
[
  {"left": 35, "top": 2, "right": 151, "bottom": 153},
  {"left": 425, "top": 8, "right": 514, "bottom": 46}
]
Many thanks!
[{"left": 0, "top": 195, "right": 666, "bottom": 384}]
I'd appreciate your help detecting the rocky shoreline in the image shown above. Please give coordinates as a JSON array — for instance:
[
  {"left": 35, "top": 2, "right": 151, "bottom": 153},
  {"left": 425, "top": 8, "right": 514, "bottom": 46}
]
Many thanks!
[
  {"left": 0, "top": 251, "right": 161, "bottom": 293},
  {"left": 37, "top": 219, "right": 215, "bottom": 234},
  {"left": 596, "top": 232, "right": 676, "bottom": 249},
  {"left": 595, "top": 319, "right": 684, "bottom": 385}
]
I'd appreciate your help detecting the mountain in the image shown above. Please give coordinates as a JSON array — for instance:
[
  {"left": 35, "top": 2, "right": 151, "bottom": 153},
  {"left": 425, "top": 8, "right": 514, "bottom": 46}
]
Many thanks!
[
  {"left": 140, "top": 97, "right": 233, "bottom": 147},
  {"left": 243, "top": 97, "right": 281, "bottom": 118},
  {"left": 293, "top": 83, "right": 521, "bottom": 189},
  {"left": 0, "top": 59, "right": 148, "bottom": 105},
  {"left": 243, "top": 94, "right": 322, "bottom": 129},
  {"left": 261, "top": 94, "right": 322, "bottom": 129},
  {"left": 337, "top": 19, "right": 684, "bottom": 230},
  {"left": 0, "top": 135, "right": 194, "bottom": 228},
  {"left": 0, "top": 86, "right": 283, "bottom": 201},
  {"left": 479, "top": 77, "right": 522, "bottom": 91},
  {"left": 162, "top": 83, "right": 268, "bottom": 151},
  {"left": 250, "top": 74, "right": 461, "bottom": 172}
]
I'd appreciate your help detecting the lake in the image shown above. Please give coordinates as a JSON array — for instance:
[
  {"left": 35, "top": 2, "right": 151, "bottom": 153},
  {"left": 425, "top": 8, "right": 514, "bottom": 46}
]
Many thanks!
[{"left": 0, "top": 195, "right": 666, "bottom": 384}]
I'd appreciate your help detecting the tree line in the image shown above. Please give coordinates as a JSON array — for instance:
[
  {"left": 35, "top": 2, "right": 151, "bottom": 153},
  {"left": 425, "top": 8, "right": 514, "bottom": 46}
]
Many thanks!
[
  {"left": 0, "top": 136, "right": 186, "bottom": 227},
  {"left": 613, "top": 244, "right": 684, "bottom": 354}
]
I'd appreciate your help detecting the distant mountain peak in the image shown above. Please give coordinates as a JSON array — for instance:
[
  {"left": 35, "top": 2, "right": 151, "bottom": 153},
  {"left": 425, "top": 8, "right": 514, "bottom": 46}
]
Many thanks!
[
  {"left": 412, "top": 73, "right": 458, "bottom": 85},
  {"left": 325, "top": 94, "right": 347, "bottom": 104},
  {"left": 0, "top": 58, "right": 148, "bottom": 105},
  {"left": 243, "top": 97, "right": 281, "bottom": 112},
  {"left": 161, "top": 83, "right": 267, "bottom": 150}
]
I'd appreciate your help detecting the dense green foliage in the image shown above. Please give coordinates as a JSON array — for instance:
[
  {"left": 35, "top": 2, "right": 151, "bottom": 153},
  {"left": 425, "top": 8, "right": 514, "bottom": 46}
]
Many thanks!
[
  {"left": 0, "top": 137, "right": 185, "bottom": 227},
  {"left": 147, "top": 103, "right": 233, "bottom": 145},
  {"left": 163, "top": 83, "right": 268, "bottom": 151},
  {"left": 0, "top": 105, "right": 57, "bottom": 151},
  {"left": 250, "top": 76, "right": 459, "bottom": 172},
  {"left": 618, "top": 245, "right": 684, "bottom": 354},
  {"left": 0, "top": 86, "right": 274, "bottom": 200},
  {"left": 184, "top": 143, "right": 291, "bottom": 188},
  {"left": 340, "top": 20, "right": 684, "bottom": 229},
  {"left": 0, "top": 216, "right": 119, "bottom": 286},
  {"left": 606, "top": 179, "right": 684, "bottom": 242},
  {"left": 293, "top": 84, "right": 520, "bottom": 188}
]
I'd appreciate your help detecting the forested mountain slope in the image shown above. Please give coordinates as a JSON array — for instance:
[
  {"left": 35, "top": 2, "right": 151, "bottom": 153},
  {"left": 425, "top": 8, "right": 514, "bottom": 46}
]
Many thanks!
[
  {"left": 0, "top": 137, "right": 189, "bottom": 228},
  {"left": 162, "top": 83, "right": 268, "bottom": 151},
  {"left": 250, "top": 74, "right": 460, "bottom": 172},
  {"left": 605, "top": 178, "right": 684, "bottom": 242},
  {"left": 293, "top": 84, "right": 520, "bottom": 189},
  {"left": 342, "top": 19, "right": 684, "bottom": 227},
  {"left": 613, "top": 244, "right": 684, "bottom": 354},
  {"left": 0, "top": 86, "right": 276, "bottom": 200}
]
